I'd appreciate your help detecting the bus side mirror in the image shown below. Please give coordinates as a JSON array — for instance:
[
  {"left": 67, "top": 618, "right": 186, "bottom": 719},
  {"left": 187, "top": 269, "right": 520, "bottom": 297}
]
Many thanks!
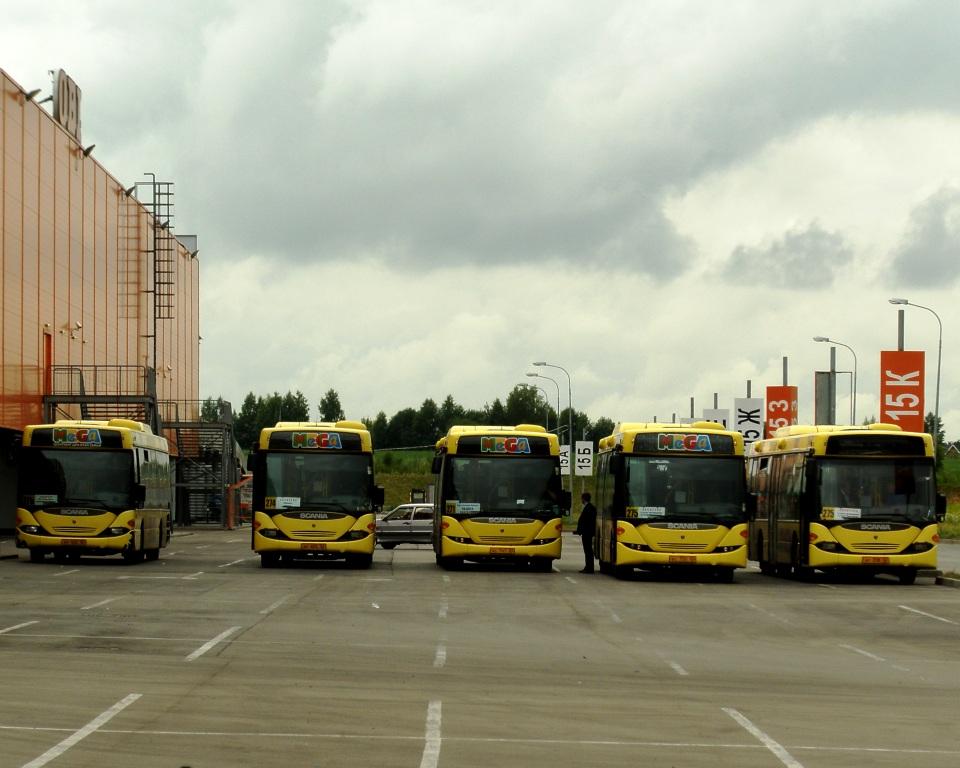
[
  {"left": 431, "top": 455, "right": 442, "bottom": 474},
  {"left": 373, "top": 485, "right": 385, "bottom": 507},
  {"left": 936, "top": 494, "right": 947, "bottom": 522},
  {"left": 134, "top": 484, "right": 147, "bottom": 505},
  {"left": 609, "top": 453, "right": 624, "bottom": 476}
]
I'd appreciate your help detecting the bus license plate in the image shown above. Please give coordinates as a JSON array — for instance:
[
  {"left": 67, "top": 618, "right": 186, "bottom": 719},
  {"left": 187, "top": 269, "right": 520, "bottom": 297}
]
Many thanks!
[
  {"left": 301, "top": 543, "right": 327, "bottom": 551},
  {"left": 862, "top": 556, "right": 889, "bottom": 565},
  {"left": 490, "top": 547, "right": 515, "bottom": 554},
  {"left": 61, "top": 539, "right": 86, "bottom": 546},
  {"left": 669, "top": 555, "right": 696, "bottom": 564}
]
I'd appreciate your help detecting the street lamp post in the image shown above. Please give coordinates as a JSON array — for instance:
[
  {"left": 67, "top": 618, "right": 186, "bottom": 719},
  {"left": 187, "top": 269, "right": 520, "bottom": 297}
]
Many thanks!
[
  {"left": 813, "top": 336, "right": 858, "bottom": 424},
  {"left": 533, "top": 361, "right": 573, "bottom": 487},
  {"left": 519, "top": 383, "right": 551, "bottom": 431},
  {"left": 526, "top": 372, "right": 561, "bottom": 435},
  {"left": 889, "top": 298, "right": 942, "bottom": 439}
]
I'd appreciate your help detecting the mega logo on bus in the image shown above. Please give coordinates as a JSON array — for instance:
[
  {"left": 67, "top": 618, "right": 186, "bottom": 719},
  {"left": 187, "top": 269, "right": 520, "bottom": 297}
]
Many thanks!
[
  {"left": 52, "top": 428, "right": 102, "bottom": 447},
  {"left": 291, "top": 432, "right": 342, "bottom": 449},
  {"left": 658, "top": 433, "right": 713, "bottom": 452},
  {"left": 480, "top": 436, "right": 531, "bottom": 454}
]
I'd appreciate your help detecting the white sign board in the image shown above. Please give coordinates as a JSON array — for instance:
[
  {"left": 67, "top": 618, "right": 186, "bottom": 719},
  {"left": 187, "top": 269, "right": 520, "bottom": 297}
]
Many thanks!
[
  {"left": 574, "top": 441, "right": 593, "bottom": 476},
  {"left": 560, "top": 444, "right": 570, "bottom": 476},
  {"left": 702, "top": 409, "right": 730, "bottom": 428},
  {"left": 734, "top": 398, "right": 764, "bottom": 445}
]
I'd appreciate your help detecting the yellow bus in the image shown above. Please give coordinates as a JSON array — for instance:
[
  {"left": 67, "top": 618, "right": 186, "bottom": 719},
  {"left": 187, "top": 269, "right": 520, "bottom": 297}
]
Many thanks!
[
  {"left": 16, "top": 419, "right": 171, "bottom": 563},
  {"left": 431, "top": 424, "right": 570, "bottom": 571},
  {"left": 249, "top": 421, "right": 384, "bottom": 568},
  {"left": 746, "top": 424, "right": 946, "bottom": 584},
  {"left": 595, "top": 422, "right": 749, "bottom": 581}
]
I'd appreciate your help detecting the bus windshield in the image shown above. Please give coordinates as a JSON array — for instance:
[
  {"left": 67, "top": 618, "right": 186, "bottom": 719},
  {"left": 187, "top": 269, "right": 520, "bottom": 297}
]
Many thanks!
[
  {"left": 624, "top": 455, "right": 744, "bottom": 524},
  {"left": 818, "top": 459, "right": 936, "bottom": 525},
  {"left": 18, "top": 448, "right": 135, "bottom": 512},
  {"left": 444, "top": 456, "right": 562, "bottom": 519},
  {"left": 265, "top": 453, "right": 373, "bottom": 513}
]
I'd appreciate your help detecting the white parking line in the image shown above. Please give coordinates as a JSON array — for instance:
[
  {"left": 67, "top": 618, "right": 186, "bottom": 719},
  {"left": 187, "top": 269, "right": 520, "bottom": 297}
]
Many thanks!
[
  {"left": 564, "top": 576, "right": 577, "bottom": 585},
  {"left": 259, "top": 596, "right": 292, "bottom": 615},
  {"left": 724, "top": 708, "right": 804, "bottom": 768},
  {"left": 312, "top": 574, "right": 325, "bottom": 582},
  {"left": 899, "top": 605, "right": 957, "bottom": 625},
  {"left": 185, "top": 626, "right": 242, "bottom": 662},
  {"left": 610, "top": 611, "right": 622, "bottom": 624},
  {"left": 22, "top": 693, "right": 141, "bottom": 768},
  {"left": 667, "top": 661, "right": 689, "bottom": 676},
  {"left": 53, "top": 569, "right": 78, "bottom": 577},
  {"left": 839, "top": 643, "right": 885, "bottom": 662},
  {"left": 438, "top": 599, "right": 448, "bottom": 620},
  {"left": 118, "top": 572, "right": 203, "bottom": 581},
  {"left": 218, "top": 558, "right": 250, "bottom": 568},
  {"left": 0, "top": 620, "right": 38, "bottom": 635},
  {"left": 441, "top": 575, "right": 451, "bottom": 584},
  {"left": 433, "top": 644, "right": 447, "bottom": 669},
  {"left": 419, "top": 700, "right": 442, "bottom": 768},
  {"left": 81, "top": 597, "right": 119, "bottom": 611}
]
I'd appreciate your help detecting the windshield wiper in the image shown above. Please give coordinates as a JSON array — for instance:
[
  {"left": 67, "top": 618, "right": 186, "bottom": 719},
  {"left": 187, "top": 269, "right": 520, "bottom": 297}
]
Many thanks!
[{"left": 61, "top": 497, "right": 108, "bottom": 509}]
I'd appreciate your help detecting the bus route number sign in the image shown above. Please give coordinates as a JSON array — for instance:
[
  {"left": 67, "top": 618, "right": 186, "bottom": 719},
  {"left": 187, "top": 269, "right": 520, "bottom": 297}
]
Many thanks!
[
  {"left": 765, "top": 386, "right": 798, "bottom": 438},
  {"left": 879, "top": 350, "right": 925, "bottom": 433}
]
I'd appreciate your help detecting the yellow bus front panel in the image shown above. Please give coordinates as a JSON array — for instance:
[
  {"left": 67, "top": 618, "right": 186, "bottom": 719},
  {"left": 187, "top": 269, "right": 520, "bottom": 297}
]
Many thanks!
[
  {"left": 16, "top": 507, "right": 165, "bottom": 555},
  {"left": 253, "top": 510, "right": 376, "bottom": 556},
  {"left": 807, "top": 521, "right": 938, "bottom": 570},
  {"left": 614, "top": 521, "right": 748, "bottom": 568},
  {"left": 439, "top": 516, "right": 562, "bottom": 560}
]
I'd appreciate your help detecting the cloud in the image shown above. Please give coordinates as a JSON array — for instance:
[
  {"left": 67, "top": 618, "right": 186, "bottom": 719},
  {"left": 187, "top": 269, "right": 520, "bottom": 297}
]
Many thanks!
[
  {"left": 889, "top": 187, "right": 960, "bottom": 287},
  {"left": 721, "top": 222, "right": 853, "bottom": 289}
]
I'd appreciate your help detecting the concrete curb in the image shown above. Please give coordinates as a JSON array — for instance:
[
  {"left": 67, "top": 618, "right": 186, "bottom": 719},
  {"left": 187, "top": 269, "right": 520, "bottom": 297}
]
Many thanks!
[{"left": 935, "top": 575, "right": 960, "bottom": 589}]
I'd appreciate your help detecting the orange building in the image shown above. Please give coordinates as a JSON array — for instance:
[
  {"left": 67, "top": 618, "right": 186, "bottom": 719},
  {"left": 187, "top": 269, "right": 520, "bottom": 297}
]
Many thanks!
[{"left": 0, "top": 67, "right": 200, "bottom": 529}]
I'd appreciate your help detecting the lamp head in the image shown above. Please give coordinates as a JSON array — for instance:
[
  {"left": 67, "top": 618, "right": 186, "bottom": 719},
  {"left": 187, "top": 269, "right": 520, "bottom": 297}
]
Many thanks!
[
  {"left": 889, "top": 298, "right": 909, "bottom": 305},
  {"left": 812, "top": 336, "right": 830, "bottom": 342},
  {"left": 532, "top": 361, "right": 546, "bottom": 366},
  {"left": 525, "top": 372, "right": 538, "bottom": 378}
]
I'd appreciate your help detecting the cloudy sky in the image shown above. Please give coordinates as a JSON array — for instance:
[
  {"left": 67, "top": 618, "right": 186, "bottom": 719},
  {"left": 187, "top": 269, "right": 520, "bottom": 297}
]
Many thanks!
[{"left": 3, "top": 0, "right": 959, "bottom": 437}]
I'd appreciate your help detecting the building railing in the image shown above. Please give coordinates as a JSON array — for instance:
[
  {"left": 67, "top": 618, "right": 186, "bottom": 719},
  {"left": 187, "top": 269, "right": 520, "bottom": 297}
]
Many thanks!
[
  {"left": 158, "top": 400, "right": 233, "bottom": 424},
  {"left": 50, "top": 365, "right": 151, "bottom": 397}
]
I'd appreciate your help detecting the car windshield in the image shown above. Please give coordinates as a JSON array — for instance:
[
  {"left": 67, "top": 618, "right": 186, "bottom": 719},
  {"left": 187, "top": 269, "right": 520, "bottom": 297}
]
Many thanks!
[
  {"left": 623, "top": 455, "right": 744, "bottom": 524},
  {"left": 18, "top": 447, "right": 135, "bottom": 512},
  {"left": 443, "top": 456, "right": 562, "bottom": 519},
  {"left": 265, "top": 452, "right": 374, "bottom": 513},
  {"left": 818, "top": 458, "right": 936, "bottom": 525}
]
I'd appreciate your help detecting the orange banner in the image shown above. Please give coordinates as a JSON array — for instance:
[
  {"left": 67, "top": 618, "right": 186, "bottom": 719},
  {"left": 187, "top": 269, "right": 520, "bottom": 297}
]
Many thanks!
[
  {"left": 765, "top": 386, "right": 798, "bottom": 438},
  {"left": 879, "top": 350, "right": 925, "bottom": 432}
]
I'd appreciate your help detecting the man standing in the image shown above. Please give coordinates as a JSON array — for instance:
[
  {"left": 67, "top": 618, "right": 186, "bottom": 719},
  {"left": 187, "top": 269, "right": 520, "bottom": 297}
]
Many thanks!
[{"left": 574, "top": 492, "right": 597, "bottom": 573}]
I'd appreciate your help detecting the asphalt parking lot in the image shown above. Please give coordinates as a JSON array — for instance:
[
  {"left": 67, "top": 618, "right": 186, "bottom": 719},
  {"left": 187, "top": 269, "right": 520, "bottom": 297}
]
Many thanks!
[{"left": 1, "top": 530, "right": 958, "bottom": 767}]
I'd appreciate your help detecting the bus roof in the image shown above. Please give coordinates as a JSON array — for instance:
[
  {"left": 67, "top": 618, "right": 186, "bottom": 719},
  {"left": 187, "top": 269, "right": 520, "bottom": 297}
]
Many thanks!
[
  {"left": 599, "top": 421, "right": 744, "bottom": 455},
  {"left": 22, "top": 419, "right": 168, "bottom": 452},
  {"left": 747, "top": 423, "right": 934, "bottom": 457},
  {"left": 435, "top": 424, "right": 559, "bottom": 455},
  {"left": 257, "top": 420, "right": 373, "bottom": 452}
]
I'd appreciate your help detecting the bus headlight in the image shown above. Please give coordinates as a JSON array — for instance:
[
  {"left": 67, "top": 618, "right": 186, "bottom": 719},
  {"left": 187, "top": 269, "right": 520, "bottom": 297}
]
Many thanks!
[
  {"left": 714, "top": 545, "right": 744, "bottom": 553},
  {"left": 904, "top": 542, "right": 933, "bottom": 553},
  {"left": 108, "top": 527, "right": 129, "bottom": 536},
  {"left": 815, "top": 541, "right": 839, "bottom": 552},
  {"left": 343, "top": 530, "right": 370, "bottom": 541},
  {"left": 258, "top": 528, "right": 279, "bottom": 539},
  {"left": 20, "top": 525, "right": 40, "bottom": 535}
]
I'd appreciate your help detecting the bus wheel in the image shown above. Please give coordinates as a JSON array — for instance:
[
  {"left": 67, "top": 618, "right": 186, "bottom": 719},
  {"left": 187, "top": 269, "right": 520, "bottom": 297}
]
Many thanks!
[
  {"left": 530, "top": 558, "right": 552, "bottom": 573},
  {"left": 381, "top": 543, "right": 397, "bottom": 550},
  {"left": 348, "top": 554, "right": 373, "bottom": 569},
  {"left": 716, "top": 568, "right": 735, "bottom": 583},
  {"left": 437, "top": 556, "right": 462, "bottom": 570},
  {"left": 29, "top": 549, "right": 45, "bottom": 563},
  {"left": 260, "top": 552, "right": 281, "bottom": 568},
  {"left": 898, "top": 569, "right": 917, "bottom": 585}
]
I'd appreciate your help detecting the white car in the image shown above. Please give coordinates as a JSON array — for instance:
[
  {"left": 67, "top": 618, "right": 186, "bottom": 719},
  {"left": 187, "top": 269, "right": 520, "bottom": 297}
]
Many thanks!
[{"left": 377, "top": 504, "right": 434, "bottom": 548}]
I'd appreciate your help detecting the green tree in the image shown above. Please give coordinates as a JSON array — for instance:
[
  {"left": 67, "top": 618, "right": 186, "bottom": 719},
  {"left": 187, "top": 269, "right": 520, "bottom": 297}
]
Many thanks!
[
  {"left": 318, "top": 388, "right": 345, "bottom": 421},
  {"left": 386, "top": 407, "right": 418, "bottom": 448},
  {"left": 368, "top": 411, "right": 388, "bottom": 448},
  {"left": 486, "top": 398, "right": 506, "bottom": 425},
  {"left": 925, "top": 411, "right": 946, "bottom": 463},
  {"left": 201, "top": 396, "right": 226, "bottom": 423},
  {"left": 415, "top": 398, "right": 442, "bottom": 444},
  {"left": 590, "top": 417, "right": 616, "bottom": 448},
  {"left": 234, "top": 392, "right": 260, "bottom": 451},
  {"left": 439, "top": 395, "right": 465, "bottom": 432},
  {"left": 505, "top": 385, "right": 550, "bottom": 427}
]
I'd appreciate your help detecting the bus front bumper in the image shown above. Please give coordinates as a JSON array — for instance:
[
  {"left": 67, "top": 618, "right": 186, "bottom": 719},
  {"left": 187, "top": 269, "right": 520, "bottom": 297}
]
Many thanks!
[
  {"left": 253, "top": 530, "right": 374, "bottom": 557},
  {"left": 808, "top": 547, "right": 937, "bottom": 570},
  {"left": 17, "top": 530, "right": 132, "bottom": 554},
  {"left": 616, "top": 542, "right": 747, "bottom": 569},
  {"left": 440, "top": 537, "right": 561, "bottom": 560}
]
